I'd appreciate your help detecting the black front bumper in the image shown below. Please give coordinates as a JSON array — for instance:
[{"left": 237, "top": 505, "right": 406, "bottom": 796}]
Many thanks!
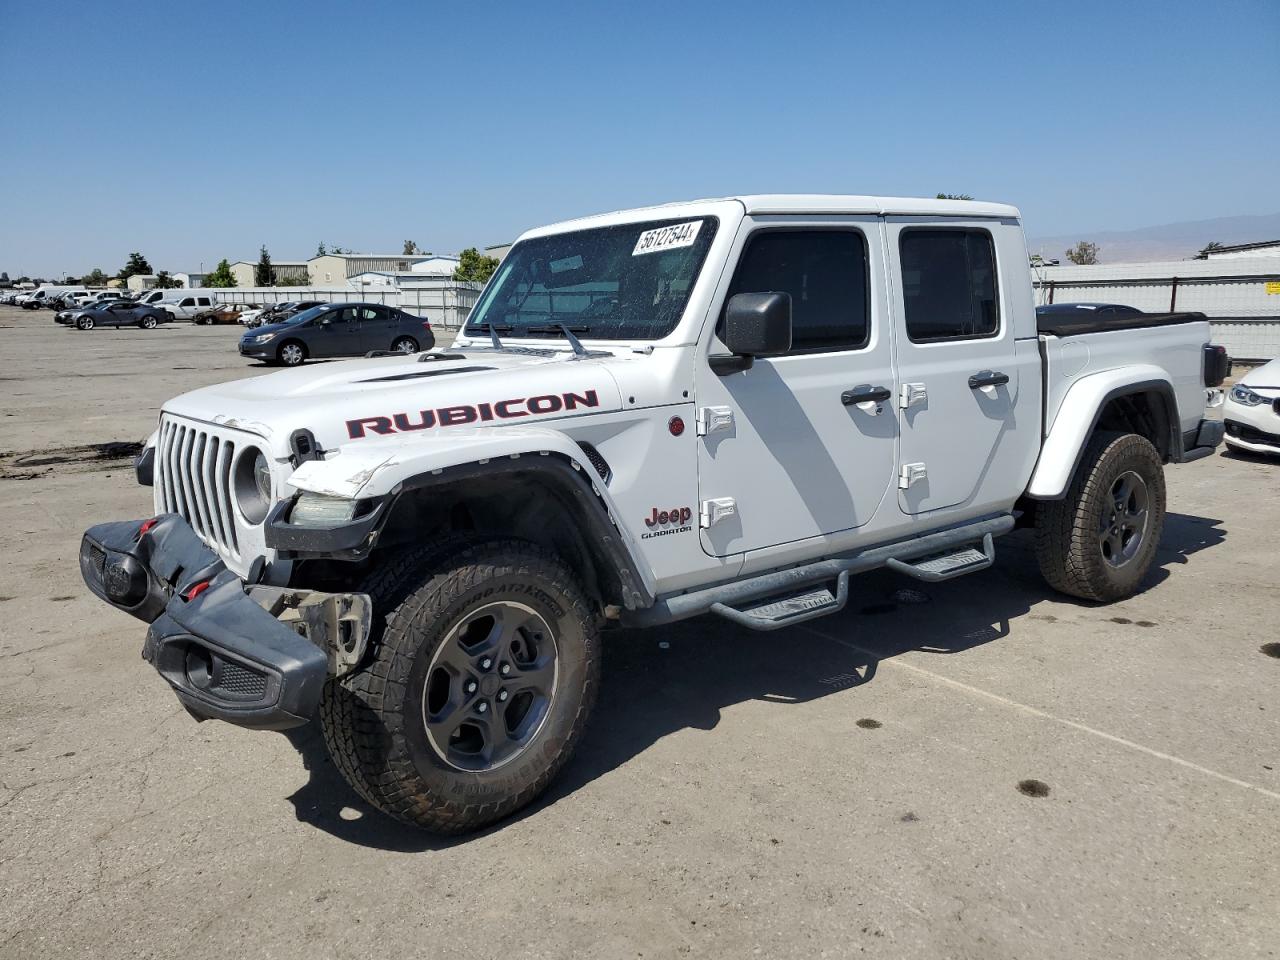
[{"left": 79, "top": 515, "right": 330, "bottom": 730}]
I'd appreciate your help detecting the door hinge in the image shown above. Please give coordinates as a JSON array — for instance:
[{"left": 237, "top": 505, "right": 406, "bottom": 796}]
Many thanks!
[
  {"left": 898, "top": 462, "right": 927, "bottom": 489},
  {"left": 696, "top": 406, "right": 734, "bottom": 436},
  {"left": 899, "top": 382, "right": 928, "bottom": 409},
  {"left": 700, "top": 497, "right": 737, "bottom": 528}
]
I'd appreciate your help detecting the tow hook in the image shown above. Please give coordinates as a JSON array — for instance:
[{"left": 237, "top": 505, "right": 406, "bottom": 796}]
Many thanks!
[{"left": 246, "top": 586, "right": 372, "bottom": 677}]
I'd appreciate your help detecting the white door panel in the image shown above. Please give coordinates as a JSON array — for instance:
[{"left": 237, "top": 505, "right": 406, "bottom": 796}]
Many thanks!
[
  {"left": 885, "top": 217, "right": 1035, "bottom": 515},
  {"left": 695, "top": 216, "right": 898, "bottom": 557}
]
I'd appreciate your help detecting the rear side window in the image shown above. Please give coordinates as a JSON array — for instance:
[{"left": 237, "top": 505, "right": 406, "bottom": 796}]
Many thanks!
[
  {"left": 724, "top": 230, "right": 869, "bottom": 353},
  {"left": 899, "top": 229, "right": 999, "bottom": 342}
]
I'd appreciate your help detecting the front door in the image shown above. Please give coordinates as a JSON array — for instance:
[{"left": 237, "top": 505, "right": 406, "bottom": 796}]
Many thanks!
[
  {"left": 311, "top": 306, "right": 362, "bottom": 357},
  {"left": 694, "top": 217, "right": 898, "bottom": 557},
  {"left": 884, "top": 219, "right": 1023, "bottom": 515}
]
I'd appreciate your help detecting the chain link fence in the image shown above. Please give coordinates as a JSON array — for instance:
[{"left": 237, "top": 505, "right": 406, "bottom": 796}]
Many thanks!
[{"left": 210, "top": 282, "right": 483, "bottom": 330}]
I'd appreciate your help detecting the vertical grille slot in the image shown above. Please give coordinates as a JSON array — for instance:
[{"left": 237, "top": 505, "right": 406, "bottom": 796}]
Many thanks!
[{"left": 153, "top": 416, "right": 243, "bottom": 561}]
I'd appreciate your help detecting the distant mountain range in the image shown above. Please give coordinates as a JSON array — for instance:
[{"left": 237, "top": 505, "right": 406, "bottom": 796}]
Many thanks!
[{"left": 1027, "top": 212, "right": 1280, "bottom": 264}]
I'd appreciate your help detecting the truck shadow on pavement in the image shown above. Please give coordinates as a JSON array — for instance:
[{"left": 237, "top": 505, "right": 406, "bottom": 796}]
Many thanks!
[{"left": 279, "top": 511, "right": 1224, "bottom": 850}]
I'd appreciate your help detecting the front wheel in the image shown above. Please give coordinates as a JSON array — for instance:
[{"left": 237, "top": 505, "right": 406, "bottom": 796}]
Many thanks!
[
  {"left": 1034, "top": 432, "right": 1166, "bottom": 602},
  {"left": 278, "top": 341, "right": 307, "bottom": 366},
  {"left": 320, "top": 540, "right": 600, "bottom": 834}
]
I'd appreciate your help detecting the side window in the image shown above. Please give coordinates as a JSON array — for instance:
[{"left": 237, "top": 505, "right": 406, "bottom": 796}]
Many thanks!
[
  {"left": 899, "top": 229, "right": 999, "bottom": 342},
  {"left": 723, "top": 230, "right": 869, "bottom": 353},
  {"left": 197, "top": 297, "right": 211, "bottom": 307},
  {"left": 360, "top": 307, "right": 381, "bottom": 322},
  {"left": 179, "top": 297, "right": 195, "bottom": 308},
  {"left": 337, "top": 307, "right": 359, "bottom": 323}
]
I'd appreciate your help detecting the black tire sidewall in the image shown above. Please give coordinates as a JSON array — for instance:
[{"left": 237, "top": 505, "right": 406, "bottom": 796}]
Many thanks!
[
  {"left": 1076, "top": 435, "right": 1166, "bottom": 598},
  {"left": 393, "top": 559, "right": 594, "bottom": 808}
]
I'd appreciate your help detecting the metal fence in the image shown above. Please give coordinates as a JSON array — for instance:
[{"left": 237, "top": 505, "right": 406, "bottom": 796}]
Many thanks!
[
  {"left": 211, "top": 282, "right": 483, "bottom": 330},
  {"left": 1033, "top": 266, "right": 1280, "bottom": 361}
]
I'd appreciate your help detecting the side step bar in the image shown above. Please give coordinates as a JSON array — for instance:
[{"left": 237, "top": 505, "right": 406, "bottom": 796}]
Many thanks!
[
  {"left": 711, "top": 572, "right": 849, "bottom": 632},
  {"left": 624, "top": 514, "right": 1014, "bottom": 629},
  {"left": 885, "top": 533, "right": 994, "bottom": 582}
]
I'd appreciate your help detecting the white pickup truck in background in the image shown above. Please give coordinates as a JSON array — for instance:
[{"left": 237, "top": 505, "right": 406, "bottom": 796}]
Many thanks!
[{"left": 80, "top": 195, "right": 1229, "bottom": 834}]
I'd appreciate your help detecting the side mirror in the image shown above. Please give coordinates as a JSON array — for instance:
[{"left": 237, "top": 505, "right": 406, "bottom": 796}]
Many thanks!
[{"left": 721, "top": 291, "right": 792, "bottom": 360}]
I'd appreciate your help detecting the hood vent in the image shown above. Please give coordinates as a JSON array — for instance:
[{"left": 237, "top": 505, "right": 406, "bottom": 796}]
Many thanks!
[{"left": 358, "top": 366, "right": 496, "bottom": 384}]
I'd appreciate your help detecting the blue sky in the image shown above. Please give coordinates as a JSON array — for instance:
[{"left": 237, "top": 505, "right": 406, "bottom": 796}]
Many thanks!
[{"left": 2, "top": 0, "right": 1277, "bottom": 278}]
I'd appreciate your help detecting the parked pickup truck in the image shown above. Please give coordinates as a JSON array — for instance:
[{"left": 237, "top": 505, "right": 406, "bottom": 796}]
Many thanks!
[{"left": 79, "top": 195, "right": 1229, "bottom": 834}]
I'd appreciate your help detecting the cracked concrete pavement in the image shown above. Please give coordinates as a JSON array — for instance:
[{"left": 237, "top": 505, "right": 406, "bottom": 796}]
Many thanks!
[{"left": 0, "top": 304, "right": 1277, "bottom": 959}]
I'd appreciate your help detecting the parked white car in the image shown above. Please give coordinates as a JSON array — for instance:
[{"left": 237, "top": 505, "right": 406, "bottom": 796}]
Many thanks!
[{"left": 1224, "top": 359, "right": 1280, "bottom": 455}]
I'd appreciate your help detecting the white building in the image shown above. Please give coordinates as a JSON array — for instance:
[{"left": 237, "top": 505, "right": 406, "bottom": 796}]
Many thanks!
[{"left": 1204, "top": 240, "right": 1280, "bottom": 260}]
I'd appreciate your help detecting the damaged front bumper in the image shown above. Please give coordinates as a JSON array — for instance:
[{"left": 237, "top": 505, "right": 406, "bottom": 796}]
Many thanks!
[{"left": 79, "top": 514, "right": 370, "bottom": 730}]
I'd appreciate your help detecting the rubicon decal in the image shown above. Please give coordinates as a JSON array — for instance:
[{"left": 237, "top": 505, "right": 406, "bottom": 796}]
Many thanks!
[
  {"left": 641, "top": 506, "right": 693, "bottom": 540},
  {"left": 346, "top": 389, "right": 600, "bottom": 439}
]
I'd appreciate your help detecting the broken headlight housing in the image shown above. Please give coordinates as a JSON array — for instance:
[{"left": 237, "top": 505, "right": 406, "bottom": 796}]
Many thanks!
[{"left": 289, "top": 493, "right": 361, "bottom": 528}]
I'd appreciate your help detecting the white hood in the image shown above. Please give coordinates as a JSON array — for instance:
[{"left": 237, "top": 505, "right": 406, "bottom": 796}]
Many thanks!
[{"left": 162, "top": 347, "right": 627, "bottom": 458}]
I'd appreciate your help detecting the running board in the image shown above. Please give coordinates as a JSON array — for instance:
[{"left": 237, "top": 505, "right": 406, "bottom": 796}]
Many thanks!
[
  {"left": 710, "top": 572, "right": 849, "bottom": 632},
  {"left": 884, "top": 533, "right": 994, "bottom": 582}
]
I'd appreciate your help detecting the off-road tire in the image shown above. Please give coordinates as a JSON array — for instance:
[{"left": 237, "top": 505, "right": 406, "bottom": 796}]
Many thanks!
[
  {"left": 1034, "top": 431, "right": 1166, "bottom": 602},
  {"left": 319, "top": 539, "right": 600, "bottom": 834}
]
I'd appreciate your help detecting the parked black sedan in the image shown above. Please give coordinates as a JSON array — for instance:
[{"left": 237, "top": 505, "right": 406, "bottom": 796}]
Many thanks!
[
  {"left": 57, "top": 300, "right": 172, "bottom": 330},
  {"left": 239, "top": 303, "right": 434, "bottom": 365}
]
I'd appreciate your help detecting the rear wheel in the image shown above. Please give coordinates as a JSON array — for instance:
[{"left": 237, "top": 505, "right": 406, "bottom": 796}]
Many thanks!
[
  {"left": 76, "top": 316, "right": 94, "bottom": 330},
  {"left": 392, "top": 336, "right": 418, "bottom": 353},
  {"left": 139, "top": 316, "right": 158, "bottom": 329},
  {"left": 1035, "top": 431, "right": 1166, "bottom": 601},
  {"left": 278, "top": 341, "right": 307, "bottom": 366},
  {"left": 320, "top": 540, "right": 600, "bottom": 834}
]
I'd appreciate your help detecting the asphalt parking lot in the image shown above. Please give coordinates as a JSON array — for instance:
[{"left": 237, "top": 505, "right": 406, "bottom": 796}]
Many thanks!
[{"left": 0, "top": 304, "right": 1276, "bottom": 960}]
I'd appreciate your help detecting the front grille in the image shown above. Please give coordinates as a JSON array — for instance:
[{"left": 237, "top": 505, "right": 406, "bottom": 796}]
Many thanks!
[{"left": 155, "top": 418, "right": 241, "bottom": 558}]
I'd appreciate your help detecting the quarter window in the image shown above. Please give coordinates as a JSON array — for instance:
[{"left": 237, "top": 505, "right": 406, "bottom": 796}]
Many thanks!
[
  {"left": 899, "top": 230, "right": 999, "bottom": 341},
  {"left": 723, "top": 231, "right": 869, "bottom": 353}
]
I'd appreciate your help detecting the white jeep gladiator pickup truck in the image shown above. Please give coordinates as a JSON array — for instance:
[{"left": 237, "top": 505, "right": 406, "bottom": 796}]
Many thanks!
[{"left": 79, "top": 195, "right": 1230, "bottom": 834}]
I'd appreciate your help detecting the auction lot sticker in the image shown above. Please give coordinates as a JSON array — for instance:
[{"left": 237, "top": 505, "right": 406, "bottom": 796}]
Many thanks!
[{"left": 633, "top": 220, "right": 702, "bottom": 256}]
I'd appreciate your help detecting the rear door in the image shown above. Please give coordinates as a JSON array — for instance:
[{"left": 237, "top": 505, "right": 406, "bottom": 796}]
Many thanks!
[
  {"left": 884, "top": 219, "right": 1029, "bottom": 515},
  {"left": 357, "top": 306, "right": 394, "bottom": 351}
]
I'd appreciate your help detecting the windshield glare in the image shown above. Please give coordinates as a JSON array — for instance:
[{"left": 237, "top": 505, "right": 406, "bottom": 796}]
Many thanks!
[
  {"left": 281, "top": 305, "right": 327, "bottom": 326},
  {"left": 465, "top": 217, "right": 718, "bottom": 340}
]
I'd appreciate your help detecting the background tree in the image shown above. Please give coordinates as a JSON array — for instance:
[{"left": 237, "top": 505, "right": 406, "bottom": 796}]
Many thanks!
[
  {"left": 153, "top": 271, "right": 181, "bottom": 289},
  {"left": 81, "top": 268, "right": 108, "bottom": 287},
  {"left": 316, "top": 241, "right": 327, "bottom": 257},
  {"left": 936, "top": 192, "right": 974, "bottom": 200},
  {"left": 1065, "top": 241, "right": 1100, "bottom": 265},
  {"left": 1195, "top": 241, "right": 1224, "bottom": 260},
  {"left": 403, "top": 240, "right": 419, "bottom": 255},
  {"left": 453, "top": 247, "right": 500, "bottom": 284},
  {"left": 254, "top": 245, "right": 276, "bottom": 286},
  {"left": 329, "top": 244, "right": 350, "bottom": 255},
  {"left": 205, "top": 259, "right": 237, "bottom": 288},
  {"left": 116, "top": 252, "right": 153, "bottom": 281}
]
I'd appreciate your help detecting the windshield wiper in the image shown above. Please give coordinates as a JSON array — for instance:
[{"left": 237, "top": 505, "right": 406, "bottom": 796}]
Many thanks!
[{"left": 524, "top": 324, "right": 591, "bottom": 357}]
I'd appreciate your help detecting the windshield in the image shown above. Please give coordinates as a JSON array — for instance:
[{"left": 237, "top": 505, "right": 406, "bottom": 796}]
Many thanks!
[
  {"left": 465, "top": 216, "right": 719, "bottom": 340},
  {"left": 280, "top": 305, "right": 327, "bottom": 326}
]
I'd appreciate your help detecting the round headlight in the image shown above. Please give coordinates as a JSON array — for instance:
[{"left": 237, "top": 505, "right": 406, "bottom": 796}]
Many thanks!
[{"left": 234, "top": 447, "right": 273, "bottom": 524}]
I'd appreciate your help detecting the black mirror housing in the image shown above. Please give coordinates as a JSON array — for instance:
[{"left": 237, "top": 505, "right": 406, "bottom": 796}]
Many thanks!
[{"left": 724, "top": 292, "right": 792, "bottom": 358}]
